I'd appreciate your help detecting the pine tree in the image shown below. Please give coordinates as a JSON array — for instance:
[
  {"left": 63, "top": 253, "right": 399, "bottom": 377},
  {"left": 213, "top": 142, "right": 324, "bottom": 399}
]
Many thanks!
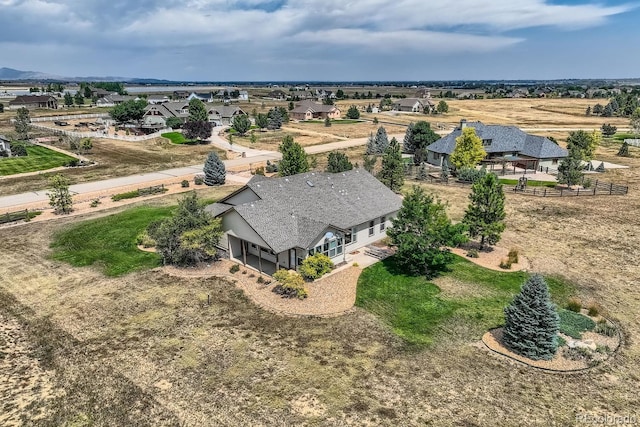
[
  {"left": 503, "top": 274, "right": 560, "bottom": 360},
  {"left": 267, "top": 107, "right": 283, "bottom": 130},
  {"left": 14, "top": 107, "right": 31, "bottom": 140},
  {"left": 416, "top": 163, "right": 428, "bottom": 181},
  {"left": 187, "top": 98, "right": 208, "bottom": 122},
  {"left": 203, "top": 152, "right": 226, "bottom": 185},
  {"left": 617, "top": 141, "right": 630, "bottom": 157},
  {"left": 440, "top": 161, "right": 450, "bottom": 182},
  {"left": 558, "top": 145, "right": 583, "bottom": 187},
  {"left": 324, "top": 116, "right": 331, "bottom": 127},
  {"left": 184, "top": 99, "right": 212, "bottom": 141},
  {"left": 326, "top": 151, "right": 353, "bottom": 173},
  {"left": 278, "top": 135, "right": 309, "bottom": 176},
  {"left": 374, "top": 126, "right": 389, "bottom": 153},
  {"left": 377, "top": 137, "right": 404, "bottom": 192},
  {"left": 64, "top": 92, "right": 74, "bottom": 107},
  {"left": 363, "top": 154, "right": 377, "bottom": 173},
  {"left": 346, "top": 105, "right": 360, "bottom": 119},
  {"left": 462, "top": 173, "right": 505, "bottom": 249},
  {"left": 47, "top": 174, "right": 73, "bottom": 214},
  {"left": 403, "top": 122, "right": 415, "bottom": 153},
  {"left": 450, "top": 127, "right": 486, "bottom": 169}
]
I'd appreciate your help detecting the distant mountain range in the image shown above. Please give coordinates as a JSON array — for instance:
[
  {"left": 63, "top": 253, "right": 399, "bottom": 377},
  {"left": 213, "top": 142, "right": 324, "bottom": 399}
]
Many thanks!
[{"left": 0, "top": 67, "right": 175, "bottom": 84}]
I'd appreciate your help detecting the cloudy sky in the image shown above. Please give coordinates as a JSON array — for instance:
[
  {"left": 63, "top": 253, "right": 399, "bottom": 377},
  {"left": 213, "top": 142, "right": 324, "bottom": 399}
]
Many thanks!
[{"left": 0, "top": 0, "right": 638, "bottom": 81}]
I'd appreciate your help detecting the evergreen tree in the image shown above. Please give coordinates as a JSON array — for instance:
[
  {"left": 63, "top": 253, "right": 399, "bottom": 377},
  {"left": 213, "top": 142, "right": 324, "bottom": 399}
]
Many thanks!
[
  {"left": 440, "top": 161, "right": 450, "bottom": 182},
  {"left": 462, "top": 173, "right": 506, "bottom": 249},
  {"left": 601, "top": 123, "right": 617, "bottom": 137},
  {"left": 184, "top": 98, "right": 212, "bottom": 141},
  {"left": 363, "top": 154, "right": 377, "bottom": 173},
  {"left": 366, "top": 104, "right": 372, "bottom": 113},
  {"left": 14, "top": 107, "right": 31, "bottom": 140},
  {"left": 503, "top": 274, "right": 560, "bottom": 361},
  {"left": 346, "top": 105, "right": 360, "bottom": 119},
  {"left": 387, "top": 186, "right": 467, "bottom": 277},
  {"left": 416, "top": 162, "right": 428, "bottom": 181},
  {"left": 592, "top": 104, "right": 604, "bottom": 115},
  {"left": 267, "top": 107, "right": 283, "bottom": 130},
  {"left": 557, "top": 145, "right": 583, "bottom": 187},
  {"left": 203, "top": 151, "right": 226, "bottom": 185},
  {"left": 403, "top": 122, "right": 415, "bottom": 153},
  {"left": 450, "top": 127, "right": 486, "bottom": 169},
  {"left": 377, "top": 137, "right": 404, "bottom": 192},
  {"left": 187, "top": 98, "right": 208, "bottom": 122},
  {"left": 566, "top": 130, "right": 598, "bottom": 161},
  {"left": 74, "top": 91, "right": 84, "bottom": 106},
  {"left": 602, "top": 103, "right": 613, "bottom": 117},
  {"left": 326, "top": 151, "right": 353, "bottom": 173},
  {"left": 367, "top": 126, "right": 390, "bottom": 154},
  {"left": 631, "top": 107, "right": 640, "bottom": 136},
  {"left": 255, "top": 113, "right": 268, "bottom": 130},
  {"left": 365, "top": 132, "right": 377, "bottom": 155},
  {"left": 278, "top": 135, "right": 309, "bottom": 176},
  {"left": 617, "top": 141, "right": 630, "bottom": 157},
  {"left": 436, "top": 100, "right": 449, "bottom": 114},
  {"left": 324, "top": 116, "right": 331, "bottom": 127},
  {"left": 47, "top": 174, "right": 73, "bottom": 214},
  {"left": 585, "top": 106, "right": 591, "bottom": 116}
]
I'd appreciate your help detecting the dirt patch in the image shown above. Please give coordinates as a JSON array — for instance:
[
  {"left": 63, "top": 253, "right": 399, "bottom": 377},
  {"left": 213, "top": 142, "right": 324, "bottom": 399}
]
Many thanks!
[{"left": 451, "top": 245, "right": 531, "bottom": 272}]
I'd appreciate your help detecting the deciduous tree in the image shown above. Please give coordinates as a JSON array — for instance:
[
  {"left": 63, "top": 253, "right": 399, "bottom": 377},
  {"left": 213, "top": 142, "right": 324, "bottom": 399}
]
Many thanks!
[
  {"left": 231, "top": 114, "right": 251, "bottom": 136},
  {"left": 450, "top": 127, "right": 486, "bottom": 169},
  {"left": 601, "top": 123, "right": 617, "bottom": 137},
  {"left": 47, "top": 174, "right": 73, "bottom": 214},
  {"left": 346, "top": 105, "right": 360, "bottom": 119},
  {"left": 255, "top": 113, "right": 269, "bottom": 130},
  {"left": 462, "top": 173, "right": 506, "bottom": 249},
  {"left": 566, "top": 130, "right": 598, "bottom": 161},
  {"left": 503, "top": 274, "right": 560, "bottom": 360},
  {"left": 110, "top": 99, "right": 148, "bottom": 123},
  {"left": 326, "top": 151, "right": 353, "bottom": 173},
  {"left": 436, "top": 100, "right": 449, "bottom": 114},
  {"left": 387, "top": 186, "right": 466, "bottom": 277},
  {"left": 557, "top": 145, "right": 583, "bottom": 187},
  {"left": 64, "top": 92, "right": 74, "bottom": 107}
]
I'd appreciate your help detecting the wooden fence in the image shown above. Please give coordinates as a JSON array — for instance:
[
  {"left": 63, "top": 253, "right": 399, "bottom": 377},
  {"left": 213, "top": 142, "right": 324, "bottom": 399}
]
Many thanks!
[
  {"left": 0, "top": 209, "right": 38, "bottom": 225},
  {"left": 511, "top": 180, "right": 628, "bottom": 197}
]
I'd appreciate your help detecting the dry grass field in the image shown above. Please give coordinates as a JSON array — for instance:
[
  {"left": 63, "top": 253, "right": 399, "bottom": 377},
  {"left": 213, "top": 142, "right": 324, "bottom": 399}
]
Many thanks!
[{"left": 1, "top": 134, "right": 639, "bottom": 425}]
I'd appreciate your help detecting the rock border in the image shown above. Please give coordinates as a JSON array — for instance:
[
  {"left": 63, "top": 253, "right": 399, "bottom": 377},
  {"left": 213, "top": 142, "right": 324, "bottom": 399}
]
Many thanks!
[{"left": 481, "top": 324, "right": 622, "bottom": 374}]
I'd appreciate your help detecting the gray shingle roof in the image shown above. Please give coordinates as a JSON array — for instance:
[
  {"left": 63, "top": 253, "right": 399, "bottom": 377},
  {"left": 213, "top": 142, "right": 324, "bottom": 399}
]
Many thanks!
[
  {"left": 426, "top": 121, "right": 567, "bottom": 159},
  {"left": 291, "top": 100, "right": 338, "bottom": 114},
  {"left": 210, "top": 169, "right": 402, "bottom": 253}
]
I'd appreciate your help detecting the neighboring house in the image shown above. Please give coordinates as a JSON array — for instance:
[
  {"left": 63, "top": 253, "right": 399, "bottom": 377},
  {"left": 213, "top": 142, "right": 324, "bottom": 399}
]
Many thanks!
[
  {"left": 414, "top": 88, "right": 432, "bottom": 98},
  {"left": 205, "top": 169, "right": 402, "bottom": 274},
  {"left": 312, "top": 89, "right": 335, "bottom": 101},
  {"left": 425, "top": 119, "right": 568, "bottom": 171},
  {"left": 142, "top": 102, "right": 247, "bottom": 128},
  {"left": 188, "top": 92, "right": 215, "bottom": 103},
  {"left": 393, "top": 98, "right": 433, "bottom": 113},
  {"left": 95, "top": 94, "right": 136, "bottom": 107},
  {"left": 173, "top": 90, "right": 190, "bottom": 100},
  {"left": 290, "top": 100, "right": 341, "bottom": 121},
  {"left": 9, "top": 95, "right": 58, "bottom": 110},
  {"left": 289, "top": 90, "right": 311, "bottom": 100},
  {"left": 0, "top": 134, "right": 11, "bottom": 157},
  {"left": 90, "top": 88, "right": 112, "bottom": 98},
  {"left": 267, "top": 89, "right": 287, "bottom": 100},
  {"left": 238, "top": 91, "right": 249, "bottom": 101}
]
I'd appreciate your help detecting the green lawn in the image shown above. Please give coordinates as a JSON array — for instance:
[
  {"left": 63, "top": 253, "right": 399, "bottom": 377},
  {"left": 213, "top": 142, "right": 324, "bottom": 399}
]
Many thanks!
[
  {"left": 498, "top": 178, "right": 557, "bottom": 187},
  {"left": 50, "top": 206, "right": 174, "bottom": 277},
  {"left": 0, "top": 145, "right": 76, "bottom": 176},
  {"left": 356, "top": 256, "right": 574, "bottom": 347},
  {"left": 613, "top": 133, "right": 637, "bottom": 141},
  {"left": 161, "top": 132, "right": 196, "bottom": 145}
]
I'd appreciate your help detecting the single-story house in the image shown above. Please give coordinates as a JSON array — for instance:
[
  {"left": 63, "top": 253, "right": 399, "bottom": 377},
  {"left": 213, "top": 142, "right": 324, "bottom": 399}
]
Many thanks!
[
  {"left": 9, "top": 95, "right": 58, "bottom": 110},
  {"left": 90, "top": 88, "right": 112, "bottom": 98},
  {"left": 266, "top": 89, "right": 287, "bottom": 100},
  {"left": 173, "top": 90, "right": 191, "bottom": 99},
  {"left": 393, "top": 98, "right": 433, "bottom": 113},
  {"left": 425, "top": 119, "right": 568, "bottom": 171},
  {"left": 142, "top": 102, "right": 247, "bottom": 128},
  {"left": 414, "top": 88, "right": 432, "bottom": 98},
  {"left": 206, "top": 169, "right": 402, "bottom": 274},
  {"left": 290, "top": 100, "right": 341, "bottom": 121},
  {"left": 0, "top": 134, "right": 11, "bottom": 156},
  {"left": 95, "top": 94, "right": 136, "bottom": 107},
  {"left": 147, "top": 95, "right": 170, "bottom": 104},
  {"left": 188, "top": 92, "right": 215, "bottom": 103}
]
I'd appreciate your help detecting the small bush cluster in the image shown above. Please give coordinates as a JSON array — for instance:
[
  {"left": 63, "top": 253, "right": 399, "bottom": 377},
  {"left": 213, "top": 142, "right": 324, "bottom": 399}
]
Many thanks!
[
  {"left": 266, "top": 160, "right": 278, "bottom": 173},
  {"left": 135, "top": 230, "right": 156, "bottom": 248},
  {"left": 112, "top": 186, "right": 167, "bottom": 201},
  {"left": 499, "top": 248, "right": 519, "bottom": 269},
  {"left": 229, "top": 264, "right": 240, "bottom": 274},
  {"left": 253, "top": 166, "right": 265, "bottom": 176},
  {"left": 299, "top": 254, "right": 334, "bottom": 281},
  {"left": 181, "top": 179, "right": 190, "bottom": 188},
  {"left": 558, "top": 309, "right": 596, "bottom": 339},
  {"left": 466, "top": 248, "right": 479, "bottom": 258},
  {"left": 90, "top": 199, "right": 101, "bottom": 208},
  {"left": 194, "top": 174, "right": 204, "bottom": 185},
  {"left": 456, "top": 167, "right": 488, "bottom": 183},
  {"left": 272, "top": 269, "right": 308, "bottom": 299},
  {"left": 594, "top": 319, "right": 617, "bottom": 337},
  {"left": 566, "top": 298, "right": 582, "bottom": 313},
  {"left": 587, "top": 302, "right": 601, "bottom": 317}
]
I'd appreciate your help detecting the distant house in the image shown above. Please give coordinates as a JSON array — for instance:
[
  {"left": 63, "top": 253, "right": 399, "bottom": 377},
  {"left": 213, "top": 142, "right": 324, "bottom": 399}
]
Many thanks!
[
  {"left": 266, "top": 89, "right": 287, "bottom": 100},
  {"left": 0, "top": 134, "right": 11, "bottom": 157},
  {"left": 188, "top": 92, "right": 214, "bottom": 103},
  {"left": 289, "top": 90, "right": 311, "bottom": 100},
  {"left": 206, "top": 105, "right": 247, "bottom": 126},
  {"left": 290, "top": 100, "right": 341, "bottom": 121},
  {"left": 414, "top": 88, "right": 432, "bottom": 98},
  {"left": 312, "top": 89, "right": 335, "bottom": 101},
  {"left": 147, "top": 95, "right": 170, "bottom": 104},
  {"left": 205, "top": 169, "right": 402, "bottom": 274},
  {"left": 173, "top": 90, "right": 190, "bottom": 100},
  {"left": 393, "top": 98, "right": 433, "bottom": 113},
  {"left": 238, "top": 91, "right": 249, "bottom": 101},
  {"left": 95, "top": 94, "right": 136, "bottom": 107},
  {"left": 90, "top": 88, "right": 112, "bottom": 99},
  {"left": 9, "top": 95, "right": 58, "bottom": 110},
  {"left": 425, "top": 119, "right": 568, "bottom": 171}
]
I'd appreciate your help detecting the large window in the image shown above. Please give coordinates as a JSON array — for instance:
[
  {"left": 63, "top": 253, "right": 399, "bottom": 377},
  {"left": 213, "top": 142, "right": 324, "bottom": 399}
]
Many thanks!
[
  {"left": 345, "top": 227, "right": 357, "bottom": 245},
  {"left": 369, "top": 220, "right": 375, "bottom": 237},
  {"left": 380, "top": 216, "right": 386, "bottom": 232},
  {"left": 313, "top": 236, "right": 344, "bottom": 259}
]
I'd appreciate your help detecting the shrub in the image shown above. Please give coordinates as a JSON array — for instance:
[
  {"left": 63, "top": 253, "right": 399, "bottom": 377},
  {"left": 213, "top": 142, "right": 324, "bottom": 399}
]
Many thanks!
[
  {"left": 566, "top": 298, "right": 582, "bottom": 313},
  {"left": 558, "top": 308, "right": 596, "bottom": 339},
  {"left": 272, "top": 270, "right": 308, "bottom": 299},
  {"left": 181, "top": 179, "right": 190, "bottom": 188},
  {"left": 466, "top": 248, "right": 479, "bottom": 258},
  {"left": 66, "top": 158, "right": 79, "bottom": 167},
  {"left": 111, "top": 190, "right": 141, "bottom": 201},
  {"left": 499, "top": 259, "right": 511, "bottom": 269},
  {"left": 90, "top": 198, "right": 100, "bottom": 208},
  {"left": 135, "top": 230, "right": 156, "bottom": 248},
  {"left": 249, "top": 273, "right": 255, "bottom": 278},
  {"left": 266, "top": 160, "right": 278, "bottom": 173},
  {"left": 242, "top": 270, "right": 247, "bottom": 274},
  {"left": 9, "top": 142, "right": 28, "bottom": 157},
  {"left": 229, "top": 264, "right": 240, "bottom": 274},
  {"left": 299, "top": 253, "right": 334, "bottom": 281},
  {"left": 456, "top": 167, "right": 488, "bottom": 183},
  {"left": 507, "top": 248, "right": 519, "bottom": 264},
  {"left": 257, "top": 276, "right": 265, "bottom": 284},
  {"left": 352, "top": 262, "right": 359, "bottom": 267},
  {"left": 563, "top": 346, "right": 592, "bottom": 362},
  {"left": 587, "top": 303, "right": 601, "bottom": 317},
  {"left": 194, "top": 174, "right": 204, "bottom": 185},
  {"left": 254, "top": 166, "right": 265, "bottom": 176},
  {"left": 594, "top": 319, "right": 617, "bottom": 337},
  {"left": 557, "top": 335, "right": 567, "bottom": 347}
]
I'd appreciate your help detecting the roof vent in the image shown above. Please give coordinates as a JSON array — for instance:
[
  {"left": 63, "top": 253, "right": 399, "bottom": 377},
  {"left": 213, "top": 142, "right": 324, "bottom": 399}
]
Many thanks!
[
  {"left": 285, "top": 178, "right": 289, "bottom": 182},
  {"left": 306, "top": 180, "right": 314, "bottom": 187}
]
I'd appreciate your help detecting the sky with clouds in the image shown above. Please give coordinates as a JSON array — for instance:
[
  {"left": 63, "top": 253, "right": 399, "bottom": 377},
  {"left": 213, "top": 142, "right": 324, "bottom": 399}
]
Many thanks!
[{"left": 0, "top": 0, "right": 638, "bottom": 81}]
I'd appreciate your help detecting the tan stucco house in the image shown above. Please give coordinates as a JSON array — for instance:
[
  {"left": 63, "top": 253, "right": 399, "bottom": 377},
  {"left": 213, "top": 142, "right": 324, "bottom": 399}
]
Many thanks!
[{"left": 290, "top": 100, "right": 341, "bottom": 121}]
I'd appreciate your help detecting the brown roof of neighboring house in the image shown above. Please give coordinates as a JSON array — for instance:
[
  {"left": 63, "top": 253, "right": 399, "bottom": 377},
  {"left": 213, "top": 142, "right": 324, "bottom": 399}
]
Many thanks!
[
  {"left": 291, "top": 100, "right": 338, "bottom": 114},
  {"left": 9, "top": 95, "right": 57, "bottom": 105}
]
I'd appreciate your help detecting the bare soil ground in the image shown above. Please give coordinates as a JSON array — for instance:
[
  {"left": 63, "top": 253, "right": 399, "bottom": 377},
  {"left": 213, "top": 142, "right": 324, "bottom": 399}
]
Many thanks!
[{"left": 1, "top": 134, "right": 639, "bottom": 425}]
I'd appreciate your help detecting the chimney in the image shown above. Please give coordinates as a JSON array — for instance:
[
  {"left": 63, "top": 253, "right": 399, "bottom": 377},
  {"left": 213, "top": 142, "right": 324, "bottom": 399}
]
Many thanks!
[{"left": 460, "top": 119, "right": 467, "bottom": 129}]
